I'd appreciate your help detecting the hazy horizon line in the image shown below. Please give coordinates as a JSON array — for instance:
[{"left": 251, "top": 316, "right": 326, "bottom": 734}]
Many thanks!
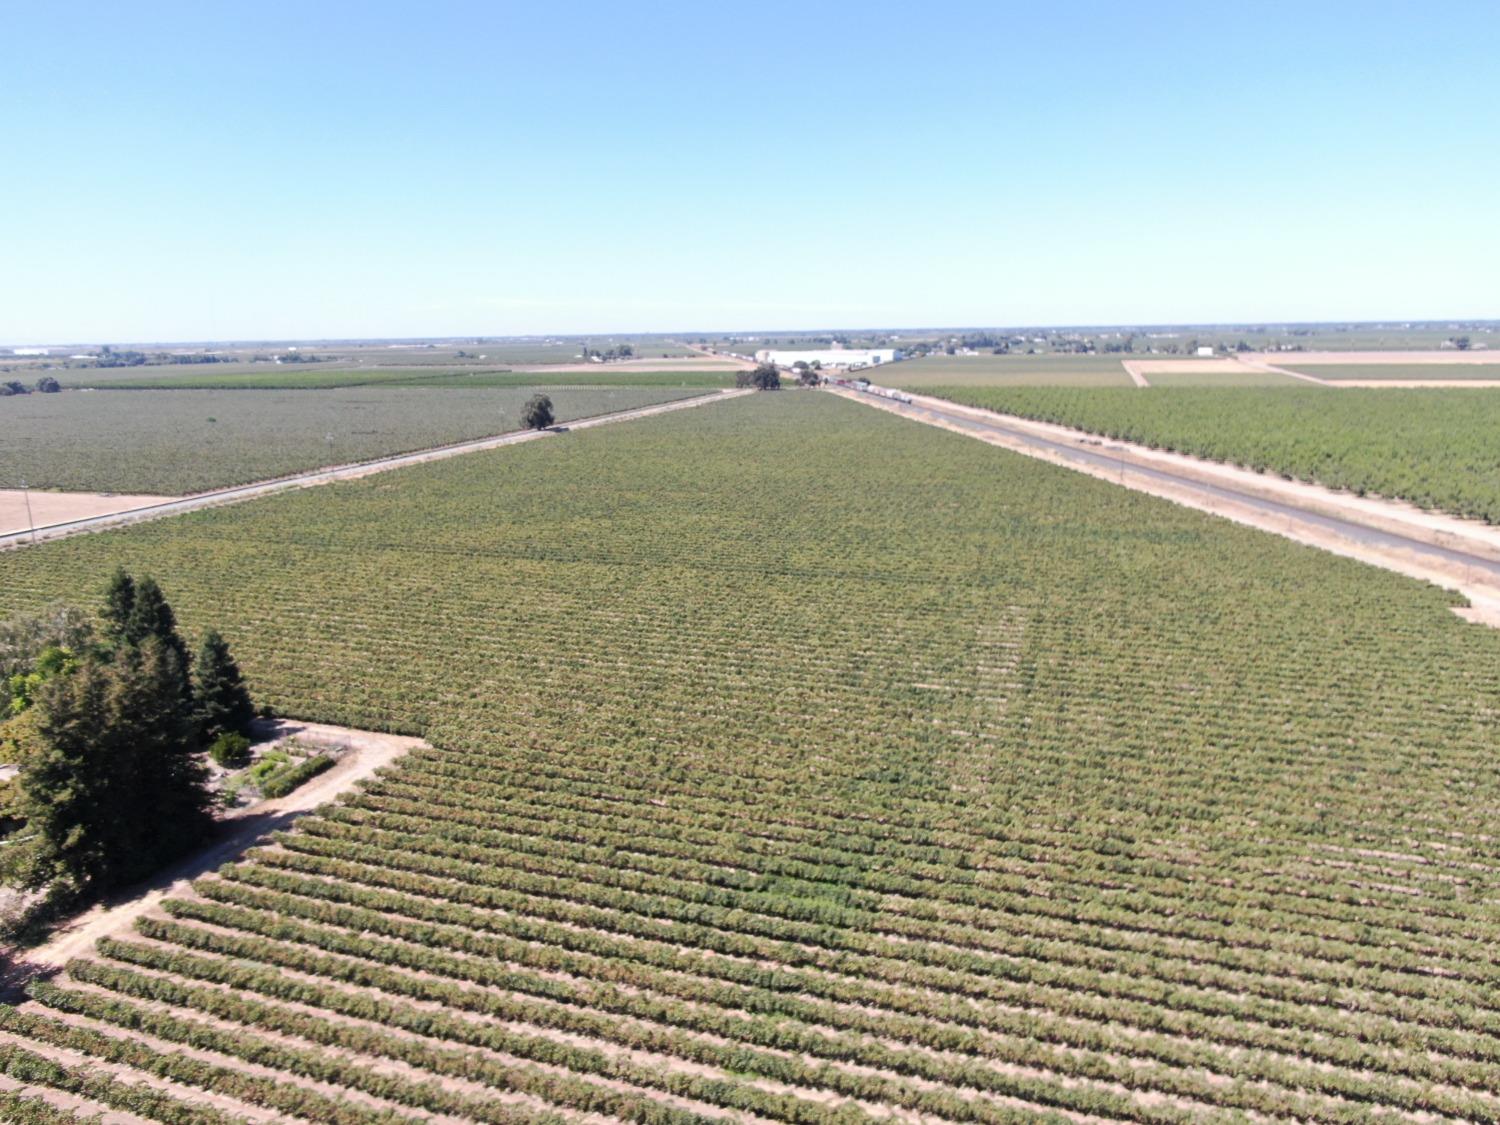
[{"left": 5, "top": 316, "right": 1498, "bottom": 351}]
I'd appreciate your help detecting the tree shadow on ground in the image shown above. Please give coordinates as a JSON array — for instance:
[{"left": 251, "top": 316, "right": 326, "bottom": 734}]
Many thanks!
[{"left": 0, "top": 804, "right": 312, "bottom": 1001}]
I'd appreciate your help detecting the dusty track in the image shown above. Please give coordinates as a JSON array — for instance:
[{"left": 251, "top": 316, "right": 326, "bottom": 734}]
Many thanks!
[
  {"left": 1230, "top": 356, "right": 1333, "bottom": 384},
  {"left": 682, "top": 344, "right": 758, "bottom": 369},
  {"left": 5, "top": 720, "right": 425, "bottom": 980},
  {"left": 0, "top": 389, "right": 750, "bottom": 550},
  {"left": 830, "top": 385, "right": 1500, "bottom": 627}
]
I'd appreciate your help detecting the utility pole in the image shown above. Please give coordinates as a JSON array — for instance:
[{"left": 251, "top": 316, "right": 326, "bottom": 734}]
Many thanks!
[{"left": 20, "top": 477, "right": 36, "bottom": 543}]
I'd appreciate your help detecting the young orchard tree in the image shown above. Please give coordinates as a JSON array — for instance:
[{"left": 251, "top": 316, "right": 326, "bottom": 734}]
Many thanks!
[{"left": 521, "top": 393, "right": 555, "bottom": 429}]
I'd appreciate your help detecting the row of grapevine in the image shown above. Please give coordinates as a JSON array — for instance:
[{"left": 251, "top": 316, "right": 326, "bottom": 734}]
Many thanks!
[
  {"left": 1, "top": 394, "right": 1498, "bottom": 1121},
  {"left": 920, "top": 384, "right": 1500, "bottom": 522}
]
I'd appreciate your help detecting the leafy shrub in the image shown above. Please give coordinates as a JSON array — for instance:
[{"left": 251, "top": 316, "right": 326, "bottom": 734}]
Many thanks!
[{"left": 207, "top": 732, "right": 251, "bottom": 768}]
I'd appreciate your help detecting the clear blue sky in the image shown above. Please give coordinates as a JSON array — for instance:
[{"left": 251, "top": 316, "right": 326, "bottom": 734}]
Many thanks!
[{"left": 4, "top": 1, "right": 1497, "bottom": 342}]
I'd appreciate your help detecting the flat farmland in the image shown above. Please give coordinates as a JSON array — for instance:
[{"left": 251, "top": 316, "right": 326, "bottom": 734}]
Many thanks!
[
  {"left": 2, "top": 393, "right": 1500, "bottom": 1122},
  {"left": 1135, "top": 368, "right": 1298, "bottom": 386},
  {"left": 0, "top": 385, "right": 705, "bottom": 494},
  {"left": 1123, "top": 359, "right": 1300, "bottom": 387},
  {"left": 59, "top": 364, "right": 519, "bottom": 389},
  {"left": 1279, "top": 362, "right": 1500, "bottom": 381},
  {"left": 408, "top": 368, "right": 738, "bottom": 389},
  {"left": 59, "top": 365, "right": 738, "bottom": 390},
  {"left": 920, "top": 384, "right": 1500, "bottom": 523},
  {"left": 888, "top": 353, "right": 1133, "bottom": 388}
]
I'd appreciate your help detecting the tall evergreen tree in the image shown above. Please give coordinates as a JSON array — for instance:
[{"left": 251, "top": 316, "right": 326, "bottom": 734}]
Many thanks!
[
  {"left": 193, "top": 630, "right": 255, "bottom": 741},
  {"left": 101, "top": 568, "right": 136, "bottom": 647},
  {"left": 110, "top": 638, "right": 214, "bottom": 874},
  {"left": 8, "top": 640, "right": 214, "bottom": 894},
  {"left": 5, "top": 659, "right": 115, "bottom": 890},
  {"left": 121, "top": 577, "right": 193, "bottom": 703}
]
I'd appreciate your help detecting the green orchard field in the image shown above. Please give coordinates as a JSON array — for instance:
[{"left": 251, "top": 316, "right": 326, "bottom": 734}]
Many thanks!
[
  {"left": 1277, "top": 362, "right": 1500, "bottom": 381},
  {"left": 2, "top": 393, "right": 1500, "bottom": 1122},
  {"left": 923, "top": 384, "right": 1500, "bottom": 523},
  {"left": 0, "top": 385, "right": 707, "bottom": 494}
]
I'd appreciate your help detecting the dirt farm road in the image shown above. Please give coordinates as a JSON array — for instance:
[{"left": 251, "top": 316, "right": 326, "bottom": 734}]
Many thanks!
[
  {"left": 1, "top": 389, "right": 750, "bottom": 550},
  {"left": 3, "top": 720, "right": 426, "bottom": 986},
  {"left": 833, "top": 384, "right": 1500, "bottom": 627}
]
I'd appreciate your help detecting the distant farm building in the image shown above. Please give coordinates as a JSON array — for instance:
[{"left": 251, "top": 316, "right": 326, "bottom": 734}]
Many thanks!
[
  {"left": 1195, "top": 345, "right": 1215, "bottom": 357},
  {"left": 756, "top": 348, "right": 901, "bottom": 369},
  {"left": 10, "top": 347, "right": 50, "bottom": 356}
]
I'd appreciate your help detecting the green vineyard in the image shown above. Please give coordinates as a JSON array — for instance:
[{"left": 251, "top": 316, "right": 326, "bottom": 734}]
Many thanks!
[
  {"left": 2, "top": 392, "right": 1498, "bottom": 1122},
  {"left": 919, "top": 384, "right": 1500, "bottom": 523}
]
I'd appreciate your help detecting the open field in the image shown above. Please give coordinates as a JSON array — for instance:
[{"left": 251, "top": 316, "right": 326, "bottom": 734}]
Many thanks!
[
  {"left": 1215, "top": 326, "right": 1498, "bottom": 350},
  {"left": 921, "top": 384, "right": 1500, "bottom": 523},
  {"left": 54, "top": 365, "right": 519, "bottom": 389},
  {"left": 1121, "top": 358, "right": 1301, "bottom": 387},
  {"left": 404, "top": 368, "right": 738, "bottom": 388},
  {"left": 1278, "top": 362, "right": 1500, "bottom": 381},
  {"left": 1133, "top": 367, "right": 1300, "bottom": 386},
  {"left": 886, "top": 353, "right": 1134, "bottom": 388},
  {"left": 0, "top": 489, "right": 172, "bottom": 537},
  {"left": 55, "top": 365, "right": 740, "bottom": 390},
  {"left": 0, "top": 385, "right": 705, "bottom": 494},
  {"left": 1250, "top": 349, "right": 1499, "bottom": 365},
  {"left": 3, "top": 394, "right": 1500, "bottom": 1121}
]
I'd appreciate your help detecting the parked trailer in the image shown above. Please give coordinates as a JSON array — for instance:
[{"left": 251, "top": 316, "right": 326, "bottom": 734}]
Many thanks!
[{"left": 825, "top": 377, "right": 912, "bottom": 404}]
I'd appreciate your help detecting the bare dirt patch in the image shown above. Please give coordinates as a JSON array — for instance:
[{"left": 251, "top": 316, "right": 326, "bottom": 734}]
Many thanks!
[
  {"left": 0, "top": 490, "right": 173, "bottom": 537},
  {"left": 1125, "top": 359, "right": 1246, "bottom": 376}
]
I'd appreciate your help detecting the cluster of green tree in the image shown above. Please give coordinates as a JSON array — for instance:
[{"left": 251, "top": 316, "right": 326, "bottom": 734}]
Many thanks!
[
  {"left": 249, "top": 352, "right": 326, "bottom": 364},
  {"left": 736, "top": 364, "right": 781, "bottom": 390},
  {"left": 789, "top": 361, "right": 823, "bottom": 386},
  {"left": 1, "top": 377, "right": 60, "bottom": 395},
  {"left": 0, "top": 572, "right": 255, "bottom": 906},
  {"left": 82, "top": 346, "right": 237, "bottom": 368},
  {"left": 582, "top": 344, "right": 635, "bottom": 360}
]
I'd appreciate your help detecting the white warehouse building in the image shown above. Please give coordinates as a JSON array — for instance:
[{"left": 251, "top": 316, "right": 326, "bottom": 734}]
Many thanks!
[{"left": 755, "top": 348, "right": 901, "bottom": 369}]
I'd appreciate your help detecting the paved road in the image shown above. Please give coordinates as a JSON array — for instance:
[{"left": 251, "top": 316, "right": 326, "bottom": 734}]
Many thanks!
[
  {"left": 2, "top": 389, "right": 748, "bottom": 550},
  {"left": 838, "top": 385, "right": 1500, "bottom": 590}
]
